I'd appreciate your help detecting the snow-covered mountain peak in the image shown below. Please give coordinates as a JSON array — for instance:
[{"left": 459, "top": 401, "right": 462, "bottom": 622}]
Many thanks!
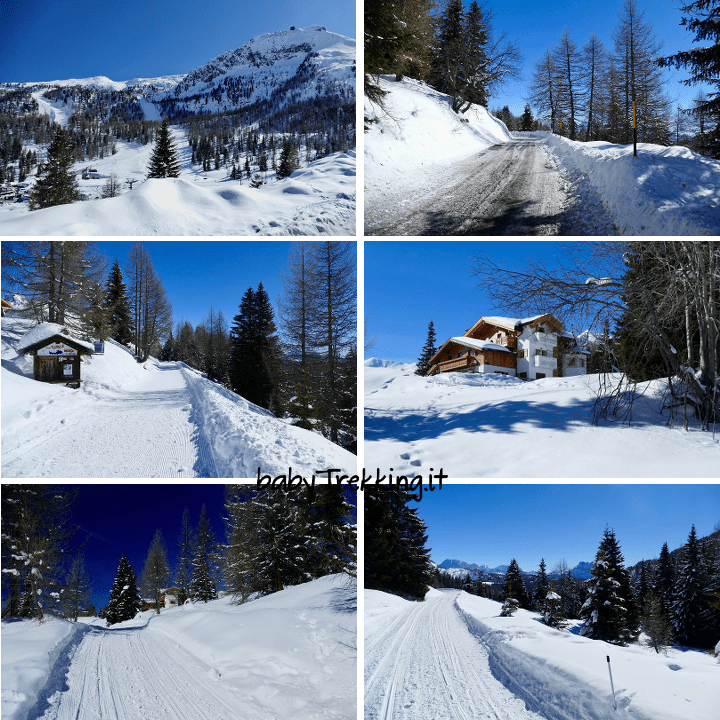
[{"left": 164, "top": 26, "right": 355, "bottom": 109}]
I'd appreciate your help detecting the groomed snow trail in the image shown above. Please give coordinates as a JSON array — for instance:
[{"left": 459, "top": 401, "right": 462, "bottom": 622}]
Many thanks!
[
  {"left": 33, "top": 625, "right": 258, "bottom": 720},
  {"left": 366, "top": 137, "right": 602, "bottom": 236},
  {"left": 365, "top": 590, "right": 547, "bottom": 720},
  {"left": 1, "top": 364, "right": 216, "bottom": 478}
]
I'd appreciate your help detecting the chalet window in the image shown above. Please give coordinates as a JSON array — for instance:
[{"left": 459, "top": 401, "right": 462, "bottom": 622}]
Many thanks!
[{"left": 538, "top": 326, "right": 545, "bottom": 333}]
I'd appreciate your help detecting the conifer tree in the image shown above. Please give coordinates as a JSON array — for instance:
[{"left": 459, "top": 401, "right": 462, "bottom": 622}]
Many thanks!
[
  {"left": 520, "top": 104, "right": 535, "bottom": 131},
  {"left": 147, "top": 117, "right": 181, "bottom": 178},
  {"left": 365, "top": 487, "right": 432, "bottom": 600},
  {"left": 277, "top": 139, "right": 300, "bottom": 178},
  {"left": 190, "top": 505, "right": 219, "bottom": 603},
  {"left": 175, "top": 507, "right": 193, "bottom": 605},
  {"left": 672, "top": 525, "right": 709, "bottom": 646},
  {"left": 658, "top": 0, "right": 720, "bottom": 157},
  {"left": 533, "top": 557, "right": 550, "bottom": 609},
  {"left": 415, "top": 321, "right": 437, "bottom": 376},
  {"left": 105, "top": 555, "right": 141, "bottom": 625},
  {"left": 28, "top": 127, "right": 81, "bottom": 210},
  {"left": 104, "top": 259, "right": 133, "bottom": 345},
  {"left": 652, "top": 541, "right": 676, "bottom": 622},
  {"left": 642, "top": 590, "right": 674, "bottom": 652},
  {"left": 140, "top": 528, "right": 171, "bottom": 614},
  {"left": 580, "top": 527, "right": 639, "bottom": 644},
  {"left": 542, "top": 582, "right": 567, "bottom": 628},
  {"left": 503, "top": 559, "right": 530, "bottom": 609}
]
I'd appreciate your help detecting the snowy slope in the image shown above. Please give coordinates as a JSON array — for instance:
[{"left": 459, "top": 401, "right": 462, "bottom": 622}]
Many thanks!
[
  {"left": 2, "top": 575, "right": 356, "bottom": 720},
  {"left": 0, "top": 141, "right": 356, "bottom": 235},
  {"left": 1, "top": 315, "right": 356, "bottom": 478},
  {"left": 365, "top": 76, "right": 512, "bottom": 226},
  {"left": 366, "top": 588, "right": 718, "bottom": 720},
  {"left": 364, "top": 359, "right": 720, "bottom": 478}
]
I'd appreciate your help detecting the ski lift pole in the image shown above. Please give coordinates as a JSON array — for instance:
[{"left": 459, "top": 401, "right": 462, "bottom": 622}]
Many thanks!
[{"left": 606, "top": 655, "right": 618, "bottom": 711}]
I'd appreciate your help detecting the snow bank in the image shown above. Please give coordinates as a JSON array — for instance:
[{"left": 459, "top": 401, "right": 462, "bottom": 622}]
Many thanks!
[
  {"left": 364, "top": 76, "right": 511, "bottom": 225},
  {"left": 455, "top": 593, "right": 719, "bottom": 720},
  {"left": 1, "top": 617, "right": 89, "bottom": 720},
  {"left": 541, "top": 132, "right": 720, "bottom": 235},
  {"left": 179, "top": 363, "right": 357, "bottom": 476},
  {"left": 145, "top": 576, "right": 356, "bottom": 720},
  {"left": 365, "top": 361, "right": 720, "bottom": 477}
]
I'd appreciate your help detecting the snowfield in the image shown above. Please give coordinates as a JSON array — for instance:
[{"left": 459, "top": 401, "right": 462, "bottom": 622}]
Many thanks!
[
  {"left": 364, "top": 359, "right": 720, "bottom": 478},
  {"left": 364, "top": 76, "right": 719, "bottom": 235},
  {"left": 365, "top": 588, "right": 719, "bottom": 720},
  {"left": 1, "top": 575, "right": 357, "bottom": 720},
  {"left": 1, "top": 314, "right": 356, "bottom": 478},
  {"left": 0, "top": 133, "right": 356, "bottom": 236}
]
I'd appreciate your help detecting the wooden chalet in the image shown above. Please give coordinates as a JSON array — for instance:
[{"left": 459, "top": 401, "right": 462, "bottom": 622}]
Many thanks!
[
  {"left": 428, "top": 314, "right": 588, "bottom": 380},
  {"left": 17, "top": 323, "right": 95, "bottom": 387}
]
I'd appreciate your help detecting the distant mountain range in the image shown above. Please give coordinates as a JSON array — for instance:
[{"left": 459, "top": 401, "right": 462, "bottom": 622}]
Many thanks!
[{"left": 436, "top": 558, "right": 594, "bottom": 580}]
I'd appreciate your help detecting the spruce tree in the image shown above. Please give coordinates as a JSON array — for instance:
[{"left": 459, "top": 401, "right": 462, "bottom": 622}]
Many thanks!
[
  {"left": 642, "top": 590, "right": 674, "bottom": 652},
  {"left": 63, "top": 555, "right": 92, "bottom": 622},
  {"left": 104, "top": 259, "right": 133, "bottom": 345},
  {"left": 520, "top": 104, "right": 535, "bottom": 131},
  {"left": 365, "top": 487, "right": 432, "bottom": 600},
  {"left": 175, "top": 507, "right": 193, "bottom": 605},
  {"left": 533, "top": 557, "right": 550, "bottom": 609},
  {"left": 140, "top": 528, "right": 171, "bottom": 614},
  {"left": 503, "top": 559, "right": 530, "bottom": 609},
  {"left": 28, "top": 127, "right": 81, "bottom": 210},
  {"left": 105, "top": 556, "right": 141, "bottom": 625},
  {"left": 652, "top": 541, "right": 676, "bottom": 622},
  {"left": 542, "top": 583, "right": 567, "bottom": 628},
  {"left": 147, "top": 117, "right": 181, "bottom": 178},
  {"left": 190, "top": 504, "right": 219, "bottom": 603},
  {"left": 658, "top": 0, "right": 720, "bottom": 157},
  {"left": 277, "top": 139, "right": 300, "bottom": 179},
  {"left": 430, "top": 0, "right": 469, "bottom": 113},
  {"left": 672, "top": 525, "right": 710, "bottom": 647},
  {"left": 415, "top": 321, "right": 437, "bottom": 376},
  {"left": 580, "top": 527, "right": 639, "bottom": 644}
]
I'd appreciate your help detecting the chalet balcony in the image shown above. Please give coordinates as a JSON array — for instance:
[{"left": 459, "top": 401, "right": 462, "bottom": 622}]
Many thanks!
[{"left": 435, "top": 355, "right": 477, "bottom": 373}]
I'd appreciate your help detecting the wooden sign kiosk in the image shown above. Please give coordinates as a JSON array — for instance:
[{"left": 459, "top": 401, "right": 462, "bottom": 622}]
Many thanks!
[{"left": 18, "top": 328, "right": 94, "bottom": 388}]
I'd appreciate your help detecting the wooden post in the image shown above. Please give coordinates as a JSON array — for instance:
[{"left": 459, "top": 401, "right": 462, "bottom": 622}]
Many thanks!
[{"left": 632, "top": 98, "right": 637, "bottom": 158}]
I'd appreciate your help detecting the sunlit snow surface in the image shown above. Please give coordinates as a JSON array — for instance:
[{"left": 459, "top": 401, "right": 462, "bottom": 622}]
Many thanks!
[
  {"left": 1, "top": 575, "right": 356, "bottom": 720},
  {"left": 366, "top": 588, "right": 719, "bottom": 720},
  {"left": 1, "top": 314, "right": 356, "bottom": 477},
  {"left": 0, "top": 141, "right": 356, "bottom": 235},
  {"left": 364, "top": 359, "right": 720, "bottom": 478}
]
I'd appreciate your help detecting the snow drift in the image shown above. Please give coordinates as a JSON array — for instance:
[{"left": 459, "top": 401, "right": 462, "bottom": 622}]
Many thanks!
[{"left": 0, "top": 151, "right": 356, "bottom": 236}]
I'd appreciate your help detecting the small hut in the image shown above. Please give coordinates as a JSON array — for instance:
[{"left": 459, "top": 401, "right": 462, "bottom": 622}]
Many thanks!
[{"left": 17, "top": 323, "right": 94, "bottom": 387}]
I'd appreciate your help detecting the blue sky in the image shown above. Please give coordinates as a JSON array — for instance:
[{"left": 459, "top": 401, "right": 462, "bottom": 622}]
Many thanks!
[
  {"left": 409, "top": 484, "right": 720, "bottom": 571},
  {"left": 467, "top": 0, "right": 708, "bottom": 115},
  {"left": 365, "top": 240, "right": 602, "bottom": 364},
  {"left": 72, "top": 484, "right": 227, "bottom": 609},
  {"left": 94, "top": 240, "right": 312, "bottom": 334},
  {"left": 1, "top": 0, "right": 355, "bottom": 82}
]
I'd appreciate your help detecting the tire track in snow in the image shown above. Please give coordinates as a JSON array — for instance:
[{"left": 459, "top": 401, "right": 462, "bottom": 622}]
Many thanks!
[{"left": 365, "top": 591, "right": 547, "bottom": 720}]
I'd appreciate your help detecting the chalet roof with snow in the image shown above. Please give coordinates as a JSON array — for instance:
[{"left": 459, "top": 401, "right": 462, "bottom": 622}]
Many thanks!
[
  {"left": 17, "top": 323, "right": 95, "bottom": 355},
  {"left": 446, "top": 337, "right": 514, "bottom": 354}
]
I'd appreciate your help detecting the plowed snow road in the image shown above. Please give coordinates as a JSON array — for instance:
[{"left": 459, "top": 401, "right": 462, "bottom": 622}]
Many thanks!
[
  {"left": 32, "top": 624, "right": 258, "bottom": 720},
  {"left": 365, "top": 590, "right": 546, "bottom": 720},
  {"left": 1, "top": 364, "right": 217, "bottom": 478},
  {"left": 366, "top": 137, "right": 574, "bottom": 236}
]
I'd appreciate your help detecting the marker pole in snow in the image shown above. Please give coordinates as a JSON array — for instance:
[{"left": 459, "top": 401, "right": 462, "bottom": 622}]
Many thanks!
[
  {"left": 606, "top": 656, "right": 617, "bottom": 711},
  {"left": 632, "top": 97, "right": 637, "bottom": 158}
]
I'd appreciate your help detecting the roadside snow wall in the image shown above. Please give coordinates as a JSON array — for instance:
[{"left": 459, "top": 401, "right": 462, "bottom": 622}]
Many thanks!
[
  {"left": 365, "top": 76, "right": 512, "bottom": 188},
  {"left": 542, "top": 132, "right": 720, "bottom": 235}
]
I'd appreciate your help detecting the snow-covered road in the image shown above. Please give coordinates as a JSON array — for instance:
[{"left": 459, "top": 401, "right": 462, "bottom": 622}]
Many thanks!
[
  {"left": 366, "top": 137, "right": 598, "bottom": 236},
  {"left": 365, "top": 590, "right": 545, "bottom": 720},
  {"left": 34, "top": 624, "right": 258, "bottom": 720},
  {"left": 1, "top": 363, "right": 214, "bottom": 478}
]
